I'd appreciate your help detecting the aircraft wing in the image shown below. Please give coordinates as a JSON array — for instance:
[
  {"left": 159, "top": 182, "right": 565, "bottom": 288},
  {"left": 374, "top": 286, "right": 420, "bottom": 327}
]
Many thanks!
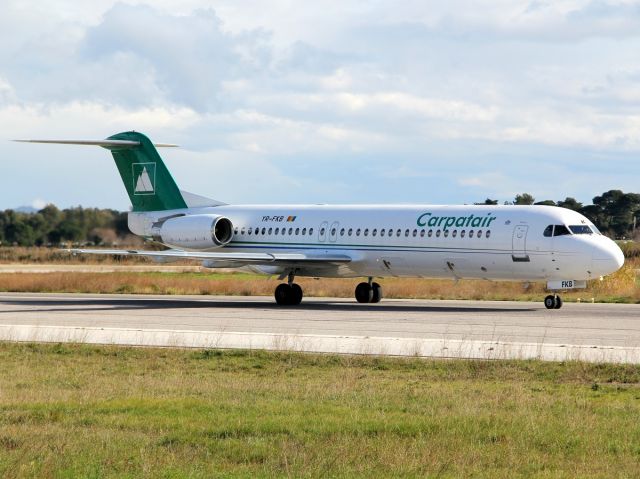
[{"left": 66, "top": 248, "right": 352, "bottom": 265}]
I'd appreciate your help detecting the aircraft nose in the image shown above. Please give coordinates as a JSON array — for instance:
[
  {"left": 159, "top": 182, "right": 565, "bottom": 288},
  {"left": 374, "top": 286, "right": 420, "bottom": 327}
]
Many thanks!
[{"left": 592, "top": 238, "right": 625, "bottom": 276}]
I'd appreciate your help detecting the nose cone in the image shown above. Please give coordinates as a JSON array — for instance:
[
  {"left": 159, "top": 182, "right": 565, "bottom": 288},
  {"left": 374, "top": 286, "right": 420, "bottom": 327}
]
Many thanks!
[{"left": 592, "top": 238, "right": 625, "bottom": 276}]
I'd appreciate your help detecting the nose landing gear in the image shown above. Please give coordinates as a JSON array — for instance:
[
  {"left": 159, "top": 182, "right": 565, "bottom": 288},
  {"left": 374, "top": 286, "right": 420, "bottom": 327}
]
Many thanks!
[
  {"left": 355, "top": 277, "right": 383, "bottom": 304},
  {"left": 274, "top": 271, "right": 303, "bottom": 306},
  {"left": 544, "top": 294, "right": 563, "bottom": 309}
]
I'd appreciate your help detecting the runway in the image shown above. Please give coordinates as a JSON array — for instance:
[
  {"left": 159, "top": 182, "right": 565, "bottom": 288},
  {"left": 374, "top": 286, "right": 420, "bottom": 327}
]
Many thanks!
[{"left": 0, "top": 292, "right": 639, "bottom": 363}]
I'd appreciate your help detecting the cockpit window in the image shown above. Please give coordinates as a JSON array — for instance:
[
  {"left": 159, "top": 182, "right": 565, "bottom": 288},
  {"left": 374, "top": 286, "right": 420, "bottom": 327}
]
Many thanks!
[
  {"left": 569, "top": 225, "right": 593, "bottom": 235},
  {"left": 553, "top": 225, "right": 571, "bottom": 236},
  {"left": 543, "top": 225, "right": 553, "bottom": 237}
]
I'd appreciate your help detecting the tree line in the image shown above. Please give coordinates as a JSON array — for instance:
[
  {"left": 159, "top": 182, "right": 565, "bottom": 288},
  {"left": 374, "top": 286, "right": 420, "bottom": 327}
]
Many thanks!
[
  {"left": 0, "top": 189, "right": 639, "bottom": 246},
  {"left": 476, "top": 189, "right": 640, "bottom": 239},
  {"left": 0, "top": 205, "right": 131, "bottom": 247}
]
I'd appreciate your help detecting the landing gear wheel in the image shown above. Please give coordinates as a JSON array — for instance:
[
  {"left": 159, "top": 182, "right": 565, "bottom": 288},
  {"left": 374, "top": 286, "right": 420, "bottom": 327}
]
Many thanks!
[
  {"left": 544, "top": 294, "right": 563, "bottom": 309},
  {"left": 371, "top": 282, "right": 383, "bottom": 303},
  {"left": 290, "top": 283, "right": 303, "bottom": 305},
  {"left": 544, "top": 295, "right": 555, "bottom": 309},
  {"left": 275, "top": 284, "right": 292, "bottom": 305},
  {"left": 355, "top": 282, "right": 373, "bottom": 303},
  {"left": 275, "top": 283, "right": 303, "bottom": 305},
  {"left": 553, "top": 295, "right": 563, "bottom": 309}
]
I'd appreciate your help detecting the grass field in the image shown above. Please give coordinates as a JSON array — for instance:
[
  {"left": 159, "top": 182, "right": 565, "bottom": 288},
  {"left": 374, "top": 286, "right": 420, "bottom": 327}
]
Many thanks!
[
  {"left": 1, "top": 343, "right": 640, "bottom": 478},
  {"left": 0, "top": 260, "right": 637, "bottom": 303}
]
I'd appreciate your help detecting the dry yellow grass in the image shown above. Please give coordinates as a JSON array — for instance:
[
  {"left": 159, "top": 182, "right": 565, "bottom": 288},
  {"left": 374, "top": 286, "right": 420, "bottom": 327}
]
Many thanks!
[{"left": 0, "top": 258, "right": 637, "bottom": 303}]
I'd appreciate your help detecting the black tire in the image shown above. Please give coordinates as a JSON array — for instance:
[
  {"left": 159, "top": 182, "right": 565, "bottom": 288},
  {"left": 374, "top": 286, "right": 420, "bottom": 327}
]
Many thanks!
[
  {"left": 371, "top": 282, "right": 383, "bottom": 303},
  {"left": 544, "top": 295, "right": 556, "bottom": 309},
  {"left": 275, "top": 283, "right": 292, "bottom": 305},
  {"left": 290, "top": 283, "right": 303, "bottom": 305},
  {"left": 554, "top": 295, "right": 563, "bottom": 309},
  {"left": 355, "top": 282, "right": 373, "bottom": 303}
]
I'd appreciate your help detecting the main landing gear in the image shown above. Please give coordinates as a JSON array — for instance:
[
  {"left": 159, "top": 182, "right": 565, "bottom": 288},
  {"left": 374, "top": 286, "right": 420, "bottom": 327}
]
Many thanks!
[
  {"left": 544, "top": 294, "right": 563, "bottom": 310},
  {"left": 355, "top": 277, "right": 383, "bottom": 304},
  {"left": 274, "top": 272, "right": 303, "bottom": 306},
  {"left": 273, "top": 274, "right": 384, "bottom": 306}
]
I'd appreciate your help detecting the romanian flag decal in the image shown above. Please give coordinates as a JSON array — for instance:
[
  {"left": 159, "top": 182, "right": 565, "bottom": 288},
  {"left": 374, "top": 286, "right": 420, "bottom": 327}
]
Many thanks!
[{"left": 286, "top": 216, "right": 297, "bottom": 222}]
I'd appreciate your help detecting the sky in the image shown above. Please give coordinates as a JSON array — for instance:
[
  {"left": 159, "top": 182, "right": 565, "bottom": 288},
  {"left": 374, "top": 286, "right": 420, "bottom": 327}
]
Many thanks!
[{"left": 1, "top": 0, "right": 639, "bottom": 210}]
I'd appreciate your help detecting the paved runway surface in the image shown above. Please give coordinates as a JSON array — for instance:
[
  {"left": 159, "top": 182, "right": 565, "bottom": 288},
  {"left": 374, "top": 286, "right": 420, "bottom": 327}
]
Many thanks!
[{"left": 0, "top": 292, "right": 639, "bottom": 362}]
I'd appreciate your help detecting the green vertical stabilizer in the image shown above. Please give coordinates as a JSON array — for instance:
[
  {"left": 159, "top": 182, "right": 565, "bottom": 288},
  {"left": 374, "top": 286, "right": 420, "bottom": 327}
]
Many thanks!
[{"left": 104, "top": 131, "right": 187, "bottom": 212}]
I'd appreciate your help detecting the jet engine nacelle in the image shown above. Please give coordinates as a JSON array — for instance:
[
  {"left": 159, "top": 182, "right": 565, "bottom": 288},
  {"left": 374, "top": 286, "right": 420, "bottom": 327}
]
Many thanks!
[{"left": 157, "top": 214, "right": 233, "bottom": 249}]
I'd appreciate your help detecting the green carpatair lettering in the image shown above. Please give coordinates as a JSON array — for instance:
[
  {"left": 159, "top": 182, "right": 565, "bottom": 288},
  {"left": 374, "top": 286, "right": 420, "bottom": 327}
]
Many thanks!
[
  {"left": 417, "top": 213, "right": 431, "bottom": 227},
  {"left": 416, "top": 212, "right": 498, "bottom": 230},
  {"left": 465, "top": 215, "right": 475, "bottom": 227}
]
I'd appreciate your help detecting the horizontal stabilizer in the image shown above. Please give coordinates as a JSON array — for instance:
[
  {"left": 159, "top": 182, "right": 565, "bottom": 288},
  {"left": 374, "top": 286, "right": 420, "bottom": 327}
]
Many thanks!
[{"left": 13, "top": 139, "right": 178, "bottom": 148}]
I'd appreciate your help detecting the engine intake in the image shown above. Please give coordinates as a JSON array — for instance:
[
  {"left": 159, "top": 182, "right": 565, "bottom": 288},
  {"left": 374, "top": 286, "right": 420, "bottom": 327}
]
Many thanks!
[{"left": 157, "top": 214, "right": 233, "bottom": 249}]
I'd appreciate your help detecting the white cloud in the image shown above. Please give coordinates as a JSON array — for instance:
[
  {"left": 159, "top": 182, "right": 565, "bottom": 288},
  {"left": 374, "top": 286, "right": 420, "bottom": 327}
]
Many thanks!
[{"left": 2, "top": 1, "right": 640, "bottom": 209}]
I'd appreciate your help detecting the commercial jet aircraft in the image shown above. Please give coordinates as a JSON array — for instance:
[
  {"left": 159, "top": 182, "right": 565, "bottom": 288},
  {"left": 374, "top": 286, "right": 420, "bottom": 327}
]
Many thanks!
[{"left": 17, "top": 131, "right": 624, "bottom": 309}]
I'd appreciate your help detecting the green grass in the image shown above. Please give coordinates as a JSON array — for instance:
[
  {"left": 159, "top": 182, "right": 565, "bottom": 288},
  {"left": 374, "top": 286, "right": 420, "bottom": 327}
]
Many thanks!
[{"left": 1, "top": 343, "right": 640, "bottom": 477}]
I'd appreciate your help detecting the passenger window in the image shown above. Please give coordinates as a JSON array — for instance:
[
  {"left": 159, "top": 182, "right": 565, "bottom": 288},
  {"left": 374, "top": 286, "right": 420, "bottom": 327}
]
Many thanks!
[
  {"left": 268, "top": 228, "right": 273, "bottom": 235},
  {"left": 420, "top": 229, "right": 425, "bottom": 237},
  {"left": 412, "top": 229, "right": 417, "bottom": 237},
  {"left": 340, "top": 228, "right": 345, "bottom": 236},
  {"left": 381, "top": 229, "right": 385, "bottom": 237},
  {"left": 295, "top": 228, "right": 300, "bottom": 235},
  {"left": 396, "top": 229, "right": 401, "bottom": 237},
  {"left": 331, "top": 228, "right": 336, "bottom": 236},
  {"left": 554, "top": 225, "right": 571, "bottom": 236},
  {"left": 477, "top": 229, "right": 482, "bottom": 238},
  {"left": 461, "top": 230, "right": 466, "bottom": 238},
  {"left": 486, "top": 230, "right": 491, "bottom": 238},
  {"left": 288, "top": 228, "right": 293, "bottom": 235},
  {"left": 372, "top": 229, "right": 377, "bottom": 237},
  {"left": 405, "top": 229, "right": 410, "bottom": 237},
  {"left": 248, "top": 227, "right": 252, "bottom": 235},
  {"left": 320, "top": 228, "right": 325, "bottom": 236},
  {"left": 469, "top": 230, "right": 474, "bottom": 238},
  {"left": 261, "top": 228, "right": 266, "bottom": 235},
  {"left": 348, "top": 228, "right": 352, "bottom": 236},
  {"left": 234, "top": 228, "right": 238, "bottom": 235},
  {"left": 436, "top": 230, "right": 441, "bottom": 237},
  {"left": 309, "top": 228, "right": 314, "bottom": 235},
  {"left": 274, "top": 228, "right": 279, "bottom": 235},
  {"left": 543, "top": 225, "right": 553, "bottom": 237},
  {"left": 452, "top": 230, "right": 457, "bottom": 238},
  {"left": 356, "top": 229, "right": 361, "bottom": 236},
  {"left": 444, "top": 230, "right": 449, "bottom": 238},
  {"left": 241, "top": 228, "right": 246, "bottom": 235},
  {"left": 428, "top": 229, "right": 433, "bottom": 237},
  {"left": 364, "top": 229, "right": 369, "bottom": 236},
  {"left": 302, "top": 228, "right": 306, "bottom": 235}
]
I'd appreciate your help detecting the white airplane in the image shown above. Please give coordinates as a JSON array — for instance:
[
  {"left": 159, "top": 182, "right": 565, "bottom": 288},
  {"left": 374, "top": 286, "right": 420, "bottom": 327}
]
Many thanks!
[{"left": 17, "top": 131, "right": 624, "bottom": 309}]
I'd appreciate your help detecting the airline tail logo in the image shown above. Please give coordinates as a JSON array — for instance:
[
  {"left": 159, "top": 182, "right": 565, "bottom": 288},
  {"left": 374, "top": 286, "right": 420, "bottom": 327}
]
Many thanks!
[{"left": 132, "top": 163, "right": 156, "bottom": 195}]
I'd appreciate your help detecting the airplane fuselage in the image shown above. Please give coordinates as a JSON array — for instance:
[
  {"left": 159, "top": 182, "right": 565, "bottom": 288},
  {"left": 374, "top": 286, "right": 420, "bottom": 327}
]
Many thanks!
[{"left": 128, "top": 204, "right": 623, "bottom": 282}]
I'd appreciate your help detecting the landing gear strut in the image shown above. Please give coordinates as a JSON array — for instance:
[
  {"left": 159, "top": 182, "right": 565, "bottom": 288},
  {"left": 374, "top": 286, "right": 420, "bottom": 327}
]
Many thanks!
[
  {"left": 544, "top": 294, "right": 563, "bottom": 310},
  {"left": 274, "top": 271, "right": 303, "bottom": 306},
  {"left": 355, "top": 277, "right": 383, "bottom": 304}
]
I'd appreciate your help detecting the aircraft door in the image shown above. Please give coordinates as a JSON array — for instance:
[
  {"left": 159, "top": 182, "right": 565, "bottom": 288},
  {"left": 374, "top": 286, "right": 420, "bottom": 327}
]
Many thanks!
[
  {"left": 329, "top": 222, "right": 339, "bottom": 242},
  {"left": 318, "top": 221, "right": 328, "bottom": 242},
  {"left": 512, "top": 225, "right": 530, "bottom": 262}
]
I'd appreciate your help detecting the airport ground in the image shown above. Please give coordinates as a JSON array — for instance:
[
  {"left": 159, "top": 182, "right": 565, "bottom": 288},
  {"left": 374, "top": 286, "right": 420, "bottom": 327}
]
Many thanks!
[
  {"left": 0, "top": 247, "right": 638, "bottom": 477},
  {"left": 1, "top": 342, "right": 640, "bottom": 478}
]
